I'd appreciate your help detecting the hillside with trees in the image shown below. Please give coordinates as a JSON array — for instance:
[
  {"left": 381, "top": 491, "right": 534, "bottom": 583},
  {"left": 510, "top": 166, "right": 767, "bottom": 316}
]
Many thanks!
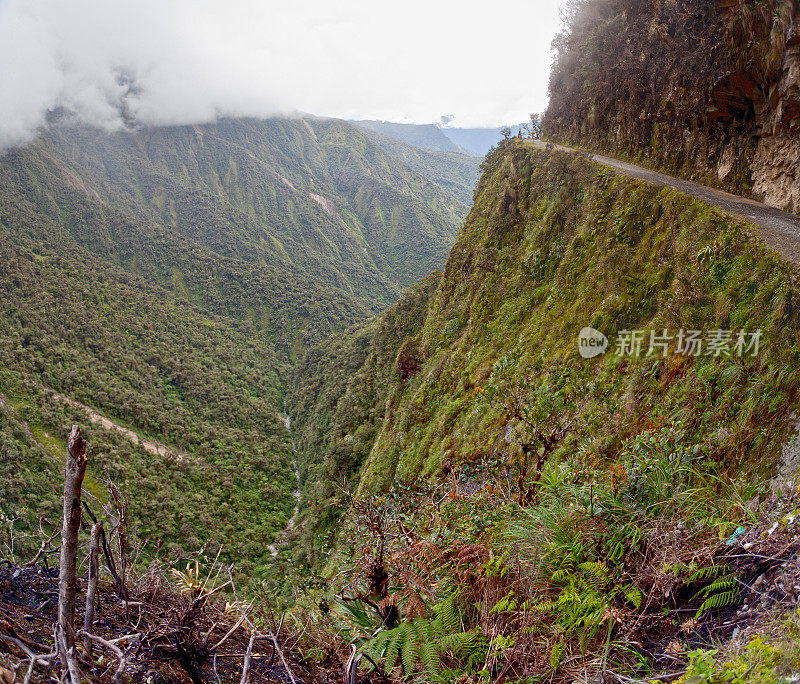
[
  {"left": 6, "top": 2, "right": 800, "bottom": 682},
  {"left": 0, "top": 114, "right": 476, "bottom": 580},
  {"left": 288, "top": 139, "right": 800, "bottom": 681}
]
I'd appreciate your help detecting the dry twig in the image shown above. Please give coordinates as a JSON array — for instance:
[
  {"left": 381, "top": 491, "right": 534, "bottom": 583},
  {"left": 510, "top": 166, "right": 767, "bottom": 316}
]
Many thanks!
[
  {"left": 78, "top": 630, "right": 129, "bottom": 683},
  {"left": 225, "top": 566, "right": 295, "bottom": 684},
  {"left": 83, "top": 521, "right": 102, "bottom": 658}
]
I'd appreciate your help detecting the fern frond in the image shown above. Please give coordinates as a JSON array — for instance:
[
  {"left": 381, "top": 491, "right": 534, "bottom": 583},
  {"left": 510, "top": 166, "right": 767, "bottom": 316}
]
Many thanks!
[
  {"left": 384, "top": 623, "right": 405, "bottom": 669},
  {"left": 696, "top": 589, "right": 739, "bottom": 618},
  {"left": 579, "top": 561, "right": 610, "bottom": 589},
  {"left": 625, "top": 587, "right": 643, "bottom": 610},
  {"left": 551, "top": 568, "right": 570, "bottom": 583},
  {"left": 436, "top": 593, "right": 461, "bottom": 634},
  {"left": 687, "top": 565, "right": 726, "bottom": 583},
  {"left": 698, "top": 576, "right": 737, "bottom": 598},
  {"left": 531, "top": 599, "right": 556, "bottom": 613},
  {"left": 401, "top": 621, "right": 420, "bottom": 674}
]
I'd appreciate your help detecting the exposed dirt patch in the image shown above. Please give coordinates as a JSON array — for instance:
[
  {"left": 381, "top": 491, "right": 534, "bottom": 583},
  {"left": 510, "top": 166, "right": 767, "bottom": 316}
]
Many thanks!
[{"left": 49, "top": 392, "right": 194, "bottom": 465}]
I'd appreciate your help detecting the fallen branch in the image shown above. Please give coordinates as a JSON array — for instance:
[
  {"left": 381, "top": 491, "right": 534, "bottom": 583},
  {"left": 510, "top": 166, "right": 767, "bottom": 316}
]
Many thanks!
[
  {"left": 78, "top": 630, "right": 128, "bottom": 684},
  {"left": 108, "top": 633, "right": 141, "bottom": 646},
  {"left": 212, "top": 653, "right": 222, "bottom": 684},
  {"left": 211, "top": 613, "right": 249, "bottom": 652},
  {"left": 0, "top": 633, "right": 56, "bottom": 684}
]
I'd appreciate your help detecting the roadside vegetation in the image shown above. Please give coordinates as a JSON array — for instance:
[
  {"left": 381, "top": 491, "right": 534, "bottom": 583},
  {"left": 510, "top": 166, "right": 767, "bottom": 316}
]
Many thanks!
[{"left": 287, "top": 141, "right": 800, "bottom": 681}]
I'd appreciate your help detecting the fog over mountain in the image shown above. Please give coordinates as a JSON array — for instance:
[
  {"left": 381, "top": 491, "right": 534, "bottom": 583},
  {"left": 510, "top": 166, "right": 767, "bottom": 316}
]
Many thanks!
[{"left": 0, "top": 0, "right": 562, "bottom": 151}]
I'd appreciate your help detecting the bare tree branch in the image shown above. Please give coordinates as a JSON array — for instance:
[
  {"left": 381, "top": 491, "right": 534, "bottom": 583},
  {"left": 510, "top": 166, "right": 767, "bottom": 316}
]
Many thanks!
[
  {"left": 226, "top": 566, "right": 295, "bottom": 684},
  {"left": 0, "top": 633, "right": 56, "bottom": 684},
  {"left": 58, "top": 425, "right": 87, "bottom": 684},
  {"left": 78, "top": 630, "right": 128, "bottom": 684},
  {"left": 83, "top": 521, "right": 102, "bottom": 658}
]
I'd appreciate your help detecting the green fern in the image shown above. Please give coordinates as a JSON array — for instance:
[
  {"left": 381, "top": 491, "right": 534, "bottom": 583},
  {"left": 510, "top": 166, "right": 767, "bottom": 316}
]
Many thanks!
[
  {"left": 625, "top": 587, "right": 643, "bottom": 610},
  {"left": 696, "top": 590, "right": 739, "bottom": 618},
  {"left": 365, "top": 592, "right": 486, "bottom": 678},
  {"left": 578, "top": 561, "right": 610, "bottom": 589},
  {"left": 693, "top": 573, "right": 740, "bottom": 619},
  {"left": 697, "top": 576, "right": 737, "bottom": 598},
  {"left": 687, "top": 564, "right": 729, "bottom": 583}
]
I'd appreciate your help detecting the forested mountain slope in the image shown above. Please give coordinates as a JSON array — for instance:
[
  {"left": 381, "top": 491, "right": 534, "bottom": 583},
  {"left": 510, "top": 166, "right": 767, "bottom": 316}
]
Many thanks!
[
  {"left": 287, "top": 140, "right": 800, "bottom": 678},
  {"left": 354, "top": 124, "right": 481, "bottom": 206},
  {"left": 354, "top": 120, "right": 467, "bottom": 154},
  {"left": 5, "top": 116, "right": 467, "bottom": 328},
  {"left": 0, "top": 114, "right": 474, "bottom": 576},
  {"left": 291, "top": 139, "right": 800, "bottom": 556},
  {"left": 0, "top": 224, "right": 295, "bottom": 576}
]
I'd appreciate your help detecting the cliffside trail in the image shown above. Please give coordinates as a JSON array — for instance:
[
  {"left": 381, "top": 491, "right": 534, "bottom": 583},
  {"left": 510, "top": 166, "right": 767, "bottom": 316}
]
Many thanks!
[{"left": 532, "top": 140, "right": 800, "bottom": 267}]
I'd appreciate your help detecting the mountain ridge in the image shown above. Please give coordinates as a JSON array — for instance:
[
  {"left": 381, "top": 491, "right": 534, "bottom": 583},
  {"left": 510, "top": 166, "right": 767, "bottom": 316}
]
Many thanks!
[{"left": 0, "top": 113, "right": 478, "bottom": 575}]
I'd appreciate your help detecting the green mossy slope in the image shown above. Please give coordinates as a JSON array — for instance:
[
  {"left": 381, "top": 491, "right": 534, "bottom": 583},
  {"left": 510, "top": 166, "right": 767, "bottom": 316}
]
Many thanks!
[{"left": 290, "top": 141, "right": 800, "bottom": 564}]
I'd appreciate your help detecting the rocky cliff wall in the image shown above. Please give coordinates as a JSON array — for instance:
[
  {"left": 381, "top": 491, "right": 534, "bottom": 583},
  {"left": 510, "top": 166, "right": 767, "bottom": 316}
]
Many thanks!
[
  {"left": 545, "top": 0, "right": 800, "bottom": 213},
  {"left": 751, "top": 19, "right": 800, "bottom": 211}
]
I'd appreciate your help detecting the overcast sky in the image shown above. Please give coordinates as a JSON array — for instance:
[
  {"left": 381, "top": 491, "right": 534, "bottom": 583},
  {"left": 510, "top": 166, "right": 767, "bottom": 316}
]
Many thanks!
[{"left": 0, "top": 0, "right": 565, "bottom": 150}]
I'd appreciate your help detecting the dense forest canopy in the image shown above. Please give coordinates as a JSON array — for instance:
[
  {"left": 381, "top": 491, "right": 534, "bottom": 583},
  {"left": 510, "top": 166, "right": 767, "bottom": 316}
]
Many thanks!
[{"left": 0, "top": 114, "right": 478, "bottom": 576}]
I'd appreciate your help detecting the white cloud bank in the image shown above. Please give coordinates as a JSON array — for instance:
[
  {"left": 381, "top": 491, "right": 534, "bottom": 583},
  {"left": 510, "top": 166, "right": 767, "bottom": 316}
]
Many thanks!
[{"left": 0, "top": 0, "right": 564, "bottom": 150}]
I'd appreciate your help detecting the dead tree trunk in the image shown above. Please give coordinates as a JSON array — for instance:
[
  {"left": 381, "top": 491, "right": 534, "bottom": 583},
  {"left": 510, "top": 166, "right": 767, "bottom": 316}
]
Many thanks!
[
  {"left": 58, "top": 425, "right": 87, "bottom": 683},
  {"left": 83, "top": 521, "right": 102, "bottom": 658}
]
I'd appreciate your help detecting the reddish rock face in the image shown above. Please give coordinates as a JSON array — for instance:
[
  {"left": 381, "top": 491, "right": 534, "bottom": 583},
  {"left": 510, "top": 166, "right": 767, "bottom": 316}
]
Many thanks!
[
  {"left": 752, "top": 20, "right": 800, "bottom": 212},
  {"left": 707, "top": 72, "right": 760, "bottom": 127}
]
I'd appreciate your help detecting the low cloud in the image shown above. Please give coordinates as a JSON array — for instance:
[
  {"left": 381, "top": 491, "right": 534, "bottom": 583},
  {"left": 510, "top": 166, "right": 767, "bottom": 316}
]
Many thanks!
[{"left": 0, "top": 0, "right": 562, "bottom": 151}]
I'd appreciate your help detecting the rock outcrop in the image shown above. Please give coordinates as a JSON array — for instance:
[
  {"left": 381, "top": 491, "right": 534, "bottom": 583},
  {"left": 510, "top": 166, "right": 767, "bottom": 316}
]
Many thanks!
[
  {"left": 752, "top": 21, "right": 800, "bottom": 212},
  {"left": 545, "top": 0, "right": 800, "bottom": 214}
]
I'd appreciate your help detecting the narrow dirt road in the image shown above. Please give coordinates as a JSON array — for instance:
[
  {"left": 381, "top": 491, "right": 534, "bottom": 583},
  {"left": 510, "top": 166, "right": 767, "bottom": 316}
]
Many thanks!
[
  {"left": 51, "top": 391, "right": 193, "bottom": 463},
  {"left": 532, "top": 140, "right": 800, "bottom": 266}
]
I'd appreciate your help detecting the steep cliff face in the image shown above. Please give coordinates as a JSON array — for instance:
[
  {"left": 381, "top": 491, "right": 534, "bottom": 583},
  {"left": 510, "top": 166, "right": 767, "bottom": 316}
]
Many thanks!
[
  {"left": 290, "top": 140, "right": 800, "bottom": 565},
  {"left": 283, "top": 142, "right": 800, "bottom": 680},
  {"left": 545, "top": 0, "right": 800, "bottom": 213},
  {"left": 751, "top": 19, "right": 800, "bottom": 211}
]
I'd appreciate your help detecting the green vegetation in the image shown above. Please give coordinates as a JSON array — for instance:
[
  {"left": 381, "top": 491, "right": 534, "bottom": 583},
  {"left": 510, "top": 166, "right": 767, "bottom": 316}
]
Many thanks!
[
  {"left": 5, "top": 116, "right": 468, "bottom": 330},
  {"left": 355, "top": 120, "right": 468, "bottom": 154},
  {"left": 288, "top": 141, "right": 800, "bottom": 680},
  {"left": 0, "top": 229, "right": 293, "bottom": 575},
  {"left": 2, "top": 100, "right": 800, "bottom": 680},
  {"left": 355, "top": 125, "right": 481, "bottom": 206},
  {"left": 544, "top": 0, "right": 796, "bottom": 199},
  {"left": 675, "top": 614, "right": 800, "bottom": 683},
  {"left": 292, "top": 142, "right": 800, "bottom": 551},
  {"left": 0, "top": 114, "right": 475, "bottom": 576}
]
